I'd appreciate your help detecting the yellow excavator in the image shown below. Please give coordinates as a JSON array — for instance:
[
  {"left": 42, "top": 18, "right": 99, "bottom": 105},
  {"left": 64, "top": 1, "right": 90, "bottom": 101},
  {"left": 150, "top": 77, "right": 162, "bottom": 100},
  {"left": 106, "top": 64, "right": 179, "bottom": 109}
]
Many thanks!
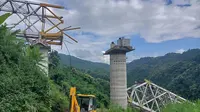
[{"left": 69, "top": 87, "right": 97, "bottom": 112}]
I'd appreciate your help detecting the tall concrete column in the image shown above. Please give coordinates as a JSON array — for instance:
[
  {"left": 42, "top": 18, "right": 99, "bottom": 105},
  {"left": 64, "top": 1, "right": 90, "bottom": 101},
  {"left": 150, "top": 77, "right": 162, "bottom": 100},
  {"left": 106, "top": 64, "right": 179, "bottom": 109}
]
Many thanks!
[
  {"left": 104, "top": 37, "right": 134, "bottom": 109},
  {"left": 32, "top": 39, "right": 50, "bottom": 76},
  {"left": 39, "top": 47, "right": 49, "bottom": 75},
  {"left": 110, "top": 53, "right": 127, "bottom": 108}
]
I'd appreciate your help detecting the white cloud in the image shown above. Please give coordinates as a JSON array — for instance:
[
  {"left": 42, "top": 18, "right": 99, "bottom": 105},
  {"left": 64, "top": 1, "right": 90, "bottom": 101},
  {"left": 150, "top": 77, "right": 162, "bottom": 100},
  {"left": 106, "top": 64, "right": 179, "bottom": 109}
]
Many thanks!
[
  {"left": 2, "top": 0, "right": 200, "bottom": 63},
  {"left": 58, "top": 0, "right": 200, "bottom": 43},
  {"left": 52, "top": 32, "right": 114, "bottom": 63},
  {"left": 176, "top": 49, "right": 186, "bottom": 54},
  {"left": 58, "top": 0, "right": 200, "bottom": 62}
]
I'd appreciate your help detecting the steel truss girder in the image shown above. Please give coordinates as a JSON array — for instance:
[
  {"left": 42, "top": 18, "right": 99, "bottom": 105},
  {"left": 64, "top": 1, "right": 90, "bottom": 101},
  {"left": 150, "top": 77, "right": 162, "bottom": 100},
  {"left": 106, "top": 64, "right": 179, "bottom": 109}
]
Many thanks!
[
  {"left": 127, "top": 80, "right": 186, "bottom": 112},
  {"left": 0, "top": 0, "right": 62, "bottom": 16},
  {"left": 0, "top": 0, "right": 79, "bottom": 45}
]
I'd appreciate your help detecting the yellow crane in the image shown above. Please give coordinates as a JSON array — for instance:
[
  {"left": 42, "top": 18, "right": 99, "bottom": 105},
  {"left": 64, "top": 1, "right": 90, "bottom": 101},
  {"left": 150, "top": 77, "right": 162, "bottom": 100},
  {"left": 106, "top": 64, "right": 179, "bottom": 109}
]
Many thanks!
[{"left": 69, "top": 87, "right": 97, "bottom": 112}]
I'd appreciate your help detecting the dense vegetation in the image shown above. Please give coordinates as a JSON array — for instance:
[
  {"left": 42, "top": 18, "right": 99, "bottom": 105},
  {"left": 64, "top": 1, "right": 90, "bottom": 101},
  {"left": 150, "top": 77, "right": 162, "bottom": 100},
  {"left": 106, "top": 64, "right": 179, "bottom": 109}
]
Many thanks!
[
  {"left": 49, "top": 51, "right": 110, "bottom": 111},
  {"left": 162, "top": 100, "right": 200, "bottom": 112},
  {"left": 59, "top": 54, "right": 109, "bottom": 72},
  {"left": 127, "top": 49, "right": 200, "bottom": 100},
  {"left": 97, "top": 104, "right": 139, "bottom": 112},
  {"left": 0, "top": 17, "right": 50, "bottom": 111},
  {"left": 60, "top": 49, "right": 200, "bottom": 101},
  {"left": 59, "top": 54, "right": 109, "bottom": 80}
]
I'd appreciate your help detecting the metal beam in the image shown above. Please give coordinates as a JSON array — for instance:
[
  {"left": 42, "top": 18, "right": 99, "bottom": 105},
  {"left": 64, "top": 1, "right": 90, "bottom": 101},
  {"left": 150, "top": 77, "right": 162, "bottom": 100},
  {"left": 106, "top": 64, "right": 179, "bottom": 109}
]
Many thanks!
[
  {"left": 127, "top": 80, "right": 186, "bottom": 112},
  {"left": 0, "top": 0, "right": 79, "bottom": 45},
  {"left": 0, "top": 1, "right": 8, "bottom": 9}
]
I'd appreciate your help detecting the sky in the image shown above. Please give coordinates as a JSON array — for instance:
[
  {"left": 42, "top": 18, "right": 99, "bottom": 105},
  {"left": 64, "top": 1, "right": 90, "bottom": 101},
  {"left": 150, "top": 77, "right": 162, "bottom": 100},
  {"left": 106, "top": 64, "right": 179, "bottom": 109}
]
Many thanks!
[{"left": 2, "top": 0, "right": 200, "bottom": 63}]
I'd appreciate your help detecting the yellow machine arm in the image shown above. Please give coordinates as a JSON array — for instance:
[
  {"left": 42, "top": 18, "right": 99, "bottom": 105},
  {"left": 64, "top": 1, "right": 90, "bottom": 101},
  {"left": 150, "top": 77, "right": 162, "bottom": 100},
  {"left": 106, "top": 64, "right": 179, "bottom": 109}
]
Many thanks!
[
  {"left": 69, "top": 87, "right": 97, "bottom": 112},
  {"left": 70, "top": 87, "right": 80, "bottom": 112}
]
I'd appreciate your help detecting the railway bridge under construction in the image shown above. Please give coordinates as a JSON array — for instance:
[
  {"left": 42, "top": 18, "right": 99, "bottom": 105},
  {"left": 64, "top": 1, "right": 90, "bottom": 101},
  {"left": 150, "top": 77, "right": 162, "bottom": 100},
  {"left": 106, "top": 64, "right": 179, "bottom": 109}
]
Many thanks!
[{"left": 0, "top": 0, "right": 187, "bottom": 112}]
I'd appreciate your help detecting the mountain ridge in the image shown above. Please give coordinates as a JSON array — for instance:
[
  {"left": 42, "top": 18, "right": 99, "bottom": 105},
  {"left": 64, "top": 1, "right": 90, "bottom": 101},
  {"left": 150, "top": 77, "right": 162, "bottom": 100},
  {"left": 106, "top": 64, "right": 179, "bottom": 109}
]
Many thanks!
[
  {"left": 59, "top": 54, "right": 109, "bottom": 70},
  {"left": 59, "top": 54, "right": 110, "bottom": 80},
  {"left": 60, "top": 49, "right": 200, "bottom": 66},
  {"left": 59, "top": 48, "right": 200, "bottom": 100}
]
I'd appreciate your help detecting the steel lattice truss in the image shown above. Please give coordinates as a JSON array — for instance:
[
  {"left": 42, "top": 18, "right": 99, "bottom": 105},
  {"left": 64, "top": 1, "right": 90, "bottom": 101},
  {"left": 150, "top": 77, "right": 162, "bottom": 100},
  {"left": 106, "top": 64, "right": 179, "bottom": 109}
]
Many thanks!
[
  {"left": 127, "top": 80, "right": 186, "bottom": 112},
  {"left": 0, "top": 0, "right": 79, "bottom": 45}
]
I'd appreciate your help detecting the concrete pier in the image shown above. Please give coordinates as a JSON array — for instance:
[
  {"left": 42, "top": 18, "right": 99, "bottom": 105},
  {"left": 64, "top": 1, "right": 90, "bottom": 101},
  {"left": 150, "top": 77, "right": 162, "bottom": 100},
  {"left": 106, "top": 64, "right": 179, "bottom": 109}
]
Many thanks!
[
  {"left": 32, "top": 39, "right": 50, "bottom": 75},
  {"left": 104, "top": 37, "right": 134, "bottom": 108}
]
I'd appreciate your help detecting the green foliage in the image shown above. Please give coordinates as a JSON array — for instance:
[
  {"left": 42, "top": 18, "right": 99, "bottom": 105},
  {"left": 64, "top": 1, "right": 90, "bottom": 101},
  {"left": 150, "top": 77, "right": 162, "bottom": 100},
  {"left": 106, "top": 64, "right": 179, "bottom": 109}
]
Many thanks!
[
  {"left": 49, "top": 51, "right": 60, "bottom": 68},
  {"left": 127, "top": 49, "right": 200, "bottom": 100},
  {"left": 0, "top": 25, "right": 50, "bottom": 111},
  {"left": 49, "top": 51, "right": 110, "bottom": 110},
  {"left": 57, "top": 48, "right": 200, "bottom": 110},
  {"left": 0, "top": 13, "right": 11, "bottom": 25},
  {"left": 59, "top": 54, "right": 109, "bottom": 71},
  {"left": 49, "top": 80, "right": 69, "bottom": 112},
  {"left": 25, "top": 46, "right": 44, "bottom": 65},
  {"left": 162, "top": 100, "right": 200, "bottom": 112},
  {"left": 59, "top": 54, "right": 110, "bottom": 81},
  {"left": 97, "top": 104, "right": 139, "bottom": 112}
]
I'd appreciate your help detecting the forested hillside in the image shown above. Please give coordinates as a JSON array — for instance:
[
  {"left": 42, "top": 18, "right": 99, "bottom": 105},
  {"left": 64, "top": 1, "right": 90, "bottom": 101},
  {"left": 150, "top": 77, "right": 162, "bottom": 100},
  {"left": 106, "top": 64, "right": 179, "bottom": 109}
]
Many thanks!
[
  {"left": 59, "top": 49, "right": 200, "bottom": 101},
  {"left": 59, "top": 54, "right": 109, "bottom": 80},
  {"left": 49, "top": 51, "right": 110, "bottom": 111},
  {"left": 127, "top": 49, "right": 200, "bottom": 100}
]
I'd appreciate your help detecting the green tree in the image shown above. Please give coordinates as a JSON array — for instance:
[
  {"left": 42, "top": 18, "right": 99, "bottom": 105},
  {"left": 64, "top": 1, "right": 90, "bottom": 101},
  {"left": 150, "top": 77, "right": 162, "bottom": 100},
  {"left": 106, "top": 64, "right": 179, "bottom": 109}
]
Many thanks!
[{"left": 0, "top": 24, "right": 50, "bottom": 112}]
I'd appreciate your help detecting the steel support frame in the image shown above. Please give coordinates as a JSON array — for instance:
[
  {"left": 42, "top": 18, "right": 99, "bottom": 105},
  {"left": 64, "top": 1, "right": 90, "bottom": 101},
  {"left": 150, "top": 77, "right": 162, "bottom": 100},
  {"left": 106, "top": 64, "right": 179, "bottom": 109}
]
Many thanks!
[
  {"left": 0, "top": 0, "right": 79, "bottom": 45},
  {"left": 127, "top": 81, "right": 186, "bottom": 112},
  {"left": 0, "top": 0, "right": 46, "bottom": 35}
]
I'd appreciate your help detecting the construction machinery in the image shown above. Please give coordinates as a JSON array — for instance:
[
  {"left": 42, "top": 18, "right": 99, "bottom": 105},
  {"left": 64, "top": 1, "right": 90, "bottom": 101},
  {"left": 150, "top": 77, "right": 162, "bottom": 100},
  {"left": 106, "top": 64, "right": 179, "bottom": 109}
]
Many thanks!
[{"left": 69, "top": 87, "right": 97, "bottom": 112}]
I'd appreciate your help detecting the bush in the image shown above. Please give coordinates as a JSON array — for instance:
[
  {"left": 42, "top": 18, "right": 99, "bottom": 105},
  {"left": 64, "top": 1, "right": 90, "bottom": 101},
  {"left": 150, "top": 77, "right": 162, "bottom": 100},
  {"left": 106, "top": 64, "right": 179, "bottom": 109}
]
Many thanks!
[
  {"left": 0, "top": 25, "right": 50, "bottom": 111},
  {"left": 49, "top": 80, "right": 69, "bottom": 112},
  {"left": 162, "top": 100, "right": 200, "bottom": 112},
  {"left": 97, "top": 104, "right": 139, "bottom": 112}
]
